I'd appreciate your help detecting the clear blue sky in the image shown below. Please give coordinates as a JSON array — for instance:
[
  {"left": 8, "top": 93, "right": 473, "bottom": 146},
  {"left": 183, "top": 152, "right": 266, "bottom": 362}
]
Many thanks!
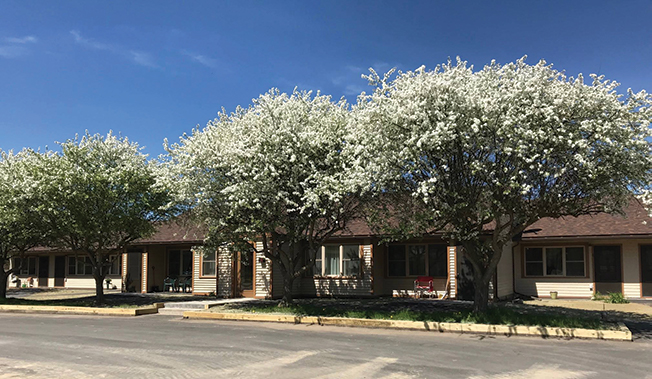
[{"left": 1, "top": 1, "right": 651, "bottom": 156}]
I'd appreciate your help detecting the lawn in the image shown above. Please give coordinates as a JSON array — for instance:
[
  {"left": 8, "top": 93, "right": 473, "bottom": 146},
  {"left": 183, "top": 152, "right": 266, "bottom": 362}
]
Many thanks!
[
  {"left": 212, "top": 299, "right": 609, "bottom": 330},
  {"left": 0, "top": 297, "right": 140, "bottom": 308}
]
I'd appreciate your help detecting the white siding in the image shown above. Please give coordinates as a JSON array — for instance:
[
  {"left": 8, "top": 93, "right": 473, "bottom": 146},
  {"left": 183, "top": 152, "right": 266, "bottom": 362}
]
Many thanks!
[
  {"left": 294, "top": 243, "right": 373, "bottom": 297},
  {"left": 141, "top": 252, "right": 148, "bottom": 293},
  {"left": 514, "top": 244, "right": 593, "bottom": 298},
  {"left": 192, "top": 248, "right": 218, "bottom": 295},
  {"left": 448, "top": 246, "right": 457, "bottom": 299},
  {"left": 496, "top": 242, "right": 514, "bottom": 299},
  {"left": 255, "top": 242, "right": 272, "bottom": 298}
]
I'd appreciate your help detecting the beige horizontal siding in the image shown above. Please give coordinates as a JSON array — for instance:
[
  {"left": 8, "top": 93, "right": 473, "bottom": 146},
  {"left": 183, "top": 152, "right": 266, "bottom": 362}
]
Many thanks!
[
  {"left": 255, "top": 243, "right": 271, "bottom": 298},
  {"left": 192, "top": 249, "right": 217, "bottom": 295},
  {"left": 496, "top": 243, "right": 514, "bottom": 299}
]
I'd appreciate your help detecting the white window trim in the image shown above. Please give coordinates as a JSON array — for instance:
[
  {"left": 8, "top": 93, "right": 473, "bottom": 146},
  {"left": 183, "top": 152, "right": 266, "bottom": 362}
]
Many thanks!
[
  {"left": 524, "top": 246, "right": 586, "bottom": 278},
  {"left": 200, "top": 251, "right": 217, "bottom": 278},
  {"left": 314, "top": 244, "right": 361, "bottom": 278}
]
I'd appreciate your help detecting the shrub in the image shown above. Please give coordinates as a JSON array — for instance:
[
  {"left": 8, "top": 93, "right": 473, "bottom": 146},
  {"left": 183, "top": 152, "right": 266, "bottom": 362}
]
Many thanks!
[{"left": 604, "top": 292, "right": 629, "bottom": 304}]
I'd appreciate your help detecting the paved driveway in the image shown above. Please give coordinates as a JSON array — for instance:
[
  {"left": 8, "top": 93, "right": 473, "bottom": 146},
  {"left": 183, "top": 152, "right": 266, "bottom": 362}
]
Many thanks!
[{"left": 0, "top": 313, "right": 651, "bottom": 379}]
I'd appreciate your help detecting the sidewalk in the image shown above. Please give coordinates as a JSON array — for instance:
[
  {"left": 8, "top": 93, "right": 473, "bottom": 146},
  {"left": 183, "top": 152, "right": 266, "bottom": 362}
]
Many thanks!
[{"left": 524, "top": 299, "right": 652, "bottom": 317}]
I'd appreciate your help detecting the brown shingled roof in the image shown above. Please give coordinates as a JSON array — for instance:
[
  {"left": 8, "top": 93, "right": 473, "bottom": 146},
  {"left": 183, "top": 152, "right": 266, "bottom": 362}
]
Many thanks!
[
  {"left": 522, "top": 200, "right": 652, "bottom": 240},
  {"left": 134, "top": 221, "right": 206, "bottom": 244}
]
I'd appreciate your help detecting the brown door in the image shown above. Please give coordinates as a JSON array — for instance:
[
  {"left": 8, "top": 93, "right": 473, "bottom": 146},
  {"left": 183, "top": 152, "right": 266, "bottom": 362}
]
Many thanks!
[
  {"left": 237, "top": 251, "right": 255, "bottom": 298},
  {"left": 594, "top": 245, "right": 622, "bottom": 294},
  {"left": 641, "top": 245, "right": 652, "bottom": 297},
  {"left": 38, "top": 256, "right": 49, "bottom": 287},
  {"left": 54, "top": 256, "right": 66, "bottom": 287}
]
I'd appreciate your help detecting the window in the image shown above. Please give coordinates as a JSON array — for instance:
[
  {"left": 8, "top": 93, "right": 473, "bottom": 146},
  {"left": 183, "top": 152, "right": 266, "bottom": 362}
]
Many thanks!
[
  {"left": 525, "top": 248, "right": 544, "bottom": 276},
  {"left": 313, "top": 245, "right": 362, "bottom": 277},
  {"left": 13, "top": 257, "right": 36, "bottom": 276},
  {"left": 524, "top": 246, "right": 585, "bottom": 277},
  {"left": 168, "top": 250, "right": 193, "bottom": 277},
  {"left": 387, "top": 244, "right": 448, "bottom": 277},
  {"left": 408, "top": 245, "right": 426, "bottom": 276},
  {"left": 565, "top": 247, "right": 585, "bottom": 277},
  {"left": 201, "top": 250, "right": 216, "bottom": 277},
  {"left": 66, "top": 255, "right": 119, "bottom": 276},
  {"left": 388, "top": 245, "right": 407, "bottom": 277}
]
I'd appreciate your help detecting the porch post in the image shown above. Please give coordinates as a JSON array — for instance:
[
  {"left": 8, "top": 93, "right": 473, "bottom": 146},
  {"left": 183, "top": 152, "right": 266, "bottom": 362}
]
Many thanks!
[
  {"left": 121, "top": 252, "right": 128, "bottom": 292},
  {"left": 448, "top": 245, "right": 457, "bottom": 299},
  {"left": 141, "top": 250, "right": 148, "bottom": 294}
]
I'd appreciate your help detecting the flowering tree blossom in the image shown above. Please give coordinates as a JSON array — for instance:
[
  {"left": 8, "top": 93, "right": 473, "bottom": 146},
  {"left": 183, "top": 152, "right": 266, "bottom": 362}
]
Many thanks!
[
  {"left": 41, "top": 132, "right": 173, "bottom": 304},
  {"left": 350, "top": 57, "right": 652, "bottom": 312},
  {"left": 164, "top": 89, "right": 360, "bottom": 306},
  {"left": 0, "top": 149, "right": 52, "bottom": 298}
]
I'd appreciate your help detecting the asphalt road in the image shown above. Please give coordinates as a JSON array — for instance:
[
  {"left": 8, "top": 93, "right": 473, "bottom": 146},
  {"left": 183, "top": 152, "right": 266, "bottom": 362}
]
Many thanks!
[{"left": 0, "top": 313, "right": 651, "bottom": 379}]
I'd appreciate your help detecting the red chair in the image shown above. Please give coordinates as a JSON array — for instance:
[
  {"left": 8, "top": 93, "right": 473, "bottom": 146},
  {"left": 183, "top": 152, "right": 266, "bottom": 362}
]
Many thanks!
[{"left": 414, "top": 276, "right": 435, "bottom": 298}]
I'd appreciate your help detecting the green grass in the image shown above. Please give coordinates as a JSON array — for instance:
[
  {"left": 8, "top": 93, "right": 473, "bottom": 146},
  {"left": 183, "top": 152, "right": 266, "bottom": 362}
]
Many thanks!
[{"left": 226, "top": 303, "right": 606, "bottom": 330}]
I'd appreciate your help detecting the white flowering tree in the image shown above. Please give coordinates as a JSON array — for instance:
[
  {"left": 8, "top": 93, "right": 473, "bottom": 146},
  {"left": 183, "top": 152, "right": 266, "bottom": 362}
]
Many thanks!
[
  {"left": 0, "top": 149, "right": 52, "bottom": 299},
  {"left": 351, "top": 57, "right": 652, "bottom": 312},
  {"left": 41, "top": 132, "right": 173, "bottom": 304},
  {"left": 164, "top": 89, "right": 361, "bottom": 306}
]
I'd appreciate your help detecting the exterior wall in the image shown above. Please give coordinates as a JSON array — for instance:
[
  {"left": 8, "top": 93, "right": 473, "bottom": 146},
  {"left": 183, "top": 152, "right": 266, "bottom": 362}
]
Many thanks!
[
  {"left": 217, "top": 247, "right": 233, "bottom": 297},
  {"left": 496, "top": 242, "right": 514, "bottom": 299},
  {"left": 8, "top": 253, "right": 122, "bottom": 290},
  {"left": 514, "top": 238, "right": 651, "bottom": 299},
  {"left": 373, "top": 243, "right": 450, "bottom": 297},
  {"left": 146, "top": 246, "right": 166, "bottom": 292},
  {"left": 293, "top": 242, "right": 373, "bottom": 297},
  {"left": 192, "top": 247, "right": 218, "bottom": 295},
  {"left": 254, "top": 242, "right": 272, "bottom": 298}
]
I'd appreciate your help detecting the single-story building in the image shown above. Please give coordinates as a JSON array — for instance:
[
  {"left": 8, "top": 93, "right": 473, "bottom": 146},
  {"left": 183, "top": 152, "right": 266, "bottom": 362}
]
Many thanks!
[{"left": 6, "top": 201, "right": 652, "bottom": 300}]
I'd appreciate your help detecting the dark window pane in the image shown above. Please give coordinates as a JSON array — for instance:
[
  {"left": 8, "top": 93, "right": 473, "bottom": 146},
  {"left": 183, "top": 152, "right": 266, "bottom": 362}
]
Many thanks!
[
  {"left": 182, "top": 250, "right": 193, "bottom": 276},
  {"left": 428, "top": 244, "right": 448, "bottom": 277},
  {"left": 168, "top": 250, "right": 180, "bottom": 277},
  {"left": 388, "top": 245, "right": 406, "bottom": 277},
  {"left": 566, "top": 247, "right": 584, "bottom": 262},
  {"left": 85, "top": 257, "right": 93, "bottom": 276},
  {"left": 342, "top": 245, "right": 360, "bottom": 277},
  {"left": 408, "top": 245, "right": 426, "bottom": 276},
  {"left": 525, "top": 248, "right": 543, "bottom": 262},
  {"left": 566, "top": 262, "right": 585, "bottom": 277},
  {"left": 314, "top": 260, "right": 322, "bottom": 276},
  {"left": 546, "top": 248, "right": 563, "bottom": 276},
  {"left": 68, "top": 257, "right": 76, "bottom": 275},
  {"left": 202, "top": 261, "right": 216, "bottom": 276},
  {"left": 526, "top": 262, "right": 543, "bottom": 276}
]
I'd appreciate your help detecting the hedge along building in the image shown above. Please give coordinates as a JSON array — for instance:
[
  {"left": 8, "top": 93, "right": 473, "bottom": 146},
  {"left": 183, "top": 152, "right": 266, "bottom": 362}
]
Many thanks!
[{"left": 7, "top": 200, "right": 652, "bottom": 300}]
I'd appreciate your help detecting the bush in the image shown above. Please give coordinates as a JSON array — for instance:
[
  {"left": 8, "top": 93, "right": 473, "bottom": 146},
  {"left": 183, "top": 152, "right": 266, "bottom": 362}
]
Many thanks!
[{"left": 604, "top": 292, "right": 629, "bottom": 304}]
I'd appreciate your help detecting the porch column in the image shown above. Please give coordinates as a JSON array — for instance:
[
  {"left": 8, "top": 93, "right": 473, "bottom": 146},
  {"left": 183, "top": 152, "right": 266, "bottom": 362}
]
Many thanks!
[
  {"left": 141, "top": 250, "right": 148, "bottom": 294},
  {"left": 448, "top": 246, "right": 457, "bottom": 299},
  {"left": 121, "top": 252, "right": 128, "bottom": 292}
]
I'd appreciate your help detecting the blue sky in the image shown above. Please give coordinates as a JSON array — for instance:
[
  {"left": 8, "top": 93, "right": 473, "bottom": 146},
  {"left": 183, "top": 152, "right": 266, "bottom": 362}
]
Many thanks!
[{"left": 1, "top": 1, "right": 651, "bottom": 156}]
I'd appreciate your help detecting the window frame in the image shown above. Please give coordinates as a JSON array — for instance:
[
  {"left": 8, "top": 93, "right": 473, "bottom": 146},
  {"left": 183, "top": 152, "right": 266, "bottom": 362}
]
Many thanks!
[
  {"left": 523, "top": 246, "right": 587, "bottom": 278},
  {"left": 167, "top": 249, "right": 194, "bottom": 277},
  {"left": 67, "top": 255, "right": 120, "bottom": 276},
  {"left": 312, "top": 244, "right": 363, "bottom": 278},
  {"left": 200, "top": 250, "right": 217, "bottom": 278},
  {"left": 386, "top": 243, "right": 449, "bottom": 278},
  {"left": 13, "top": 257, "right": 36, "bottom": 276}
]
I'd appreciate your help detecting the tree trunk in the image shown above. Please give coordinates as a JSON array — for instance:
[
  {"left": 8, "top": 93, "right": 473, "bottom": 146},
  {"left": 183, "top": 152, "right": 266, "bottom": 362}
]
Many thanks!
[
  {"left": 94, "top": 274, "right": 105, "bottom": 305},
  {"left": 472, "top": 274, "right": 491, "bottom": 313},
  {"left": 278, "top": 271, "right": 295, "bottom": 307},
  {"left": 0, "top": 271, "right": 8, "bottom": 300}
]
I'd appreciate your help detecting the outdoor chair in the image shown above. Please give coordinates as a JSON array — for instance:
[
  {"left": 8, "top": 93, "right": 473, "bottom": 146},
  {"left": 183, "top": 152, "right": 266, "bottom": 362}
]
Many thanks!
[
  {"left": 414, "top": 276, "right": 436, "bottom": 298},
  {"left": 163, "top": 277, "right": 176, "bottom": 292},
  {"left": 178, "top": 277, "right": 192, "bottom": 293}
]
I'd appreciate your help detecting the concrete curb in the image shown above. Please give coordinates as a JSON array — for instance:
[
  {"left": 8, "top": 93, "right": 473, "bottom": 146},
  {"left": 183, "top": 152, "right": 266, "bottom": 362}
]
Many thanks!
[
  {"left": 0, "top": 304, "right": 159, "bottom": 316},
  {"left": 183, "top": 311, "right": 632, "bottom": 341}
]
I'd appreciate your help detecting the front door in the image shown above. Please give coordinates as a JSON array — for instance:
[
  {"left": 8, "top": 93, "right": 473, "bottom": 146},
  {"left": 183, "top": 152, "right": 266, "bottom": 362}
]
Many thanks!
[
  {"left": 38, "top": 256, "right": 49, "bottom": 287},
  {"left": 594, "top": 245, "right": 622, "bottom": 294},
  {"left": 641, "top": 245, "right": 652, "bottom": 297},
  {"left": 126, "top": 252, "right": 142, "bottom": 293},
  {"left": 54, "top": 256, "right": 66, "bottom": 287},
  {"left": 236, "top": 251, "right": 255, "bottom": 298}
]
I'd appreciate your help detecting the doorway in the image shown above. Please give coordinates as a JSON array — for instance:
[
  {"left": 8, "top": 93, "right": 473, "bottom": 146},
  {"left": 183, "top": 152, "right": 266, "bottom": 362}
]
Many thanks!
[
  {"left": 594, "top": 245, "right": 622, "bottom": 294},
  {"left": 641, "top": 245, "right": 652, "bottom": 297},
  {"left": 38, "top": 256, "right": 49, "bottom": 287},
  {"left": 126, "top": 252, "right": 142, "bottom": 293},
  {"left": 236, "top": 251, "right": 255, "bottom": 298},
  {"left": 54, "top": 256, "right": 66, "bottom": 287}
]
